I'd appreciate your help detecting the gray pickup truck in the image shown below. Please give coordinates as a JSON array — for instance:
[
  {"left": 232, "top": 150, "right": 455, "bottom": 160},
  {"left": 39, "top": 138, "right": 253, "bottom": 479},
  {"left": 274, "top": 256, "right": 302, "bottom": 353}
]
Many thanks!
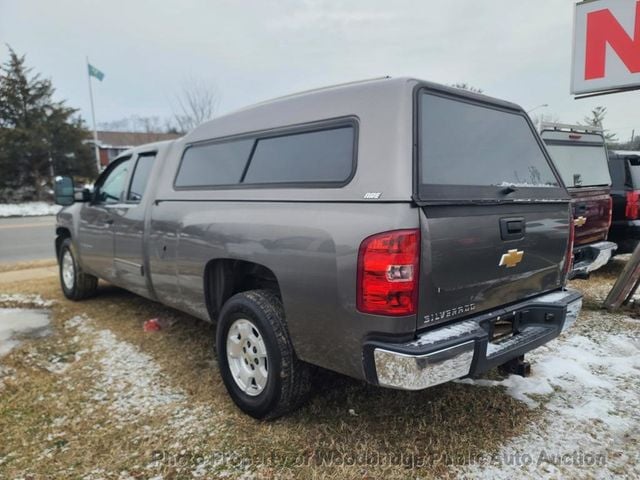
[{"left": 54, "top": 77, "right": 582, "bottom": 419}]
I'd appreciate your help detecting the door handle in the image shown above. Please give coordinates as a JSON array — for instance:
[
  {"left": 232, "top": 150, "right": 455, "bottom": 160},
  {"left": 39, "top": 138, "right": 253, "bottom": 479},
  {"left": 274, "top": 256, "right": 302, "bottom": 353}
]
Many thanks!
[
  {"left": 500, "top": 217, "right": 525, "bottom": 241},
  {"left": 507, "top": 221, "right": 523, "bottom": 234}
]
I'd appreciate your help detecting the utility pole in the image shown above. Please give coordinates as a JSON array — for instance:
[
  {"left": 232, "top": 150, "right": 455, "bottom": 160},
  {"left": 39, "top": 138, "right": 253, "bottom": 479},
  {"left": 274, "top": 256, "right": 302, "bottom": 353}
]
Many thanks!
[{"left": 86, "top": 57, "right": 101, "bottom": 173}]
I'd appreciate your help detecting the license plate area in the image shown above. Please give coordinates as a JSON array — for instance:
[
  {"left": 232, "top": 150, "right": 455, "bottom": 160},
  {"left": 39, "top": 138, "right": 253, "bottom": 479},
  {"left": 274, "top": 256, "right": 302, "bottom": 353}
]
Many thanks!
[{"left": 482, "top": 314, "right": 517, "bottom": 343}]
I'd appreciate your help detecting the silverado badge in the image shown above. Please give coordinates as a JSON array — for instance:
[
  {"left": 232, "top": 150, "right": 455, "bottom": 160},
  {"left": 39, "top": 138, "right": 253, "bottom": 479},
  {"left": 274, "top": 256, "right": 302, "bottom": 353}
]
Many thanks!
[
  {"left": 499, "top": 249, "right": 524, "bottom": 268},
  {"left": 574, "top": 216, "right": 587, "bottom": 227}
]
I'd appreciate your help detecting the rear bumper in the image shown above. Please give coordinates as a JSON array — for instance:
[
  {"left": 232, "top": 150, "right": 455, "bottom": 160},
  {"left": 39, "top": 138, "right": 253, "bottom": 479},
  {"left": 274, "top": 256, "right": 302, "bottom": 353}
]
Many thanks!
[
  {"left": 570, "top": 241, "right": 617, "bottom": 278},
  {"left": 363, "top": 289, "right": 582, "bottom": 390}
]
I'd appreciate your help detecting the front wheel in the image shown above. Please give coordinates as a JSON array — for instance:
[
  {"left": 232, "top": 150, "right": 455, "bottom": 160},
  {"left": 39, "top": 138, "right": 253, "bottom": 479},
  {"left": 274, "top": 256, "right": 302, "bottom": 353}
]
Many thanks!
[
  {"left": 216, "top": 290, "right": 312, "bottom": 419},
  {"left": 59, "top": 238, "right": 98, "bottom": 300}
]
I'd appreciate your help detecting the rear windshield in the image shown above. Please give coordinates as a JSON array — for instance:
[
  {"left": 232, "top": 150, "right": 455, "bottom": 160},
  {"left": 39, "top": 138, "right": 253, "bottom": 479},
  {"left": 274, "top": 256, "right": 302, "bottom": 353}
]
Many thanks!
[
  {"left": 544, "top": 143, "right": 611, "bottom": 188},
  {"left": 418, "top": 92, "right": 559, "bottom": 196}
]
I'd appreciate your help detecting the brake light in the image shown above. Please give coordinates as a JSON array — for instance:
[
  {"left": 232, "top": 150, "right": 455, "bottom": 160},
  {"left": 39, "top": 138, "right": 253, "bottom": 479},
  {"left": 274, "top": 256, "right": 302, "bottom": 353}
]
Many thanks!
[
  {"left": 606, "top": 196, "right": 613, "bottom": 230},
  {"left": 625, "top": 191, "right": 640, "bottom": 220},
  {"left": 563, "top": 210, "right": 575, "bottom": 281},
  {"left": 357, "top": 229, "right": 420, "bottom": 316}
]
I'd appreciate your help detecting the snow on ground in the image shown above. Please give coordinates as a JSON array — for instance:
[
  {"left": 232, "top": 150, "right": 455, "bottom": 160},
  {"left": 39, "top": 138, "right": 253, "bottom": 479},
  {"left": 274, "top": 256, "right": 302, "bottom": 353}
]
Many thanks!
[
  {"left": 0, "top": 202, "right": 61, "bottom": 217},
  {"left": 456, "top": 310, "right": 640, "bottom": 478},
  {"left": 0, "top": 293, "right": 54, "bottom": 308},
  {"left": 0, "top": 295, "right": 55, "bottom": 385},
  {"left": 62, "top": 315, "right": 248, "bottom": 478},
  {"left": 67, "top": 315, "right": 208, "bottom": 428},
  {"left": 0, "top": 308, "right": 51, "bottom": 357}
]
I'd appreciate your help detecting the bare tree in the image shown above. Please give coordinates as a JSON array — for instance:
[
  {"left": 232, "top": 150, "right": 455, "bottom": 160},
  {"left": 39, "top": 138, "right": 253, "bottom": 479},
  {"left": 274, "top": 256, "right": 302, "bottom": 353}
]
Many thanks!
[
  {"left": 99, "top": 115, "right": 167, "bottom": 133},
  {"left": 172, "top": 78, "right": 220, "bottom": 133}
]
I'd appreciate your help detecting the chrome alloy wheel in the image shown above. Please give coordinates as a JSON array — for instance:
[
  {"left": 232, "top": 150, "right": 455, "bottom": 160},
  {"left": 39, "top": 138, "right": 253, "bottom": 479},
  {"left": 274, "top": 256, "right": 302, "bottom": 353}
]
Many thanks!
[
  {"left": 226, "top": 318, "right": 269, "bottom": 396},
  {"left": 61, "top": 250, "right": 75, "bottom": 290}
]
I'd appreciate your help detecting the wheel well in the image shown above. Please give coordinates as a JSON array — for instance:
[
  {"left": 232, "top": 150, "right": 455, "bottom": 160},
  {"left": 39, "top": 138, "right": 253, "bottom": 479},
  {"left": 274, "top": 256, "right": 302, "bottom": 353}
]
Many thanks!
[
  {"left": 204, "top": 259, "right": 281, "bottom": 321},
  {"left": 55, "top": 227, "right": 71, "bottom": 259}
]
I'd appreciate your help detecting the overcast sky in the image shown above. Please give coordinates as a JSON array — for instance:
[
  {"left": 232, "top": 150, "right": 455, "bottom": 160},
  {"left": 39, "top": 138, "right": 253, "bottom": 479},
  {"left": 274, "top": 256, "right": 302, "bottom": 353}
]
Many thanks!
[{"left": 1, "top": 0, "right": 639, "bottom": 141}]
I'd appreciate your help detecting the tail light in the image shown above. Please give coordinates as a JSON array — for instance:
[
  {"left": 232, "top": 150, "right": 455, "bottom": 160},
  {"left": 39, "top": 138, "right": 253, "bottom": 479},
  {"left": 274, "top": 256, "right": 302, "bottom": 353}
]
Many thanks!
[
  {"left": 563, "top": 210, "right": 575, "bottom": 281},
  {"left": 625, "top": 190, "right": 640, "bottom": 219},
  {"left": 357, "top": 229, "right": 420, "bottom": 316},
  {"left": 606, "top": 196, "right": 613, "bottom": 231}
]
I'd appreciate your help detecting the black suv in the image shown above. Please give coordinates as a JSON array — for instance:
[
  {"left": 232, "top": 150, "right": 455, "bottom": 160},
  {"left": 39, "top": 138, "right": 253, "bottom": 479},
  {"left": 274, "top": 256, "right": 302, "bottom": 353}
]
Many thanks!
[{"left": 607, "top": 150, "right": 640, "bottom": 253}]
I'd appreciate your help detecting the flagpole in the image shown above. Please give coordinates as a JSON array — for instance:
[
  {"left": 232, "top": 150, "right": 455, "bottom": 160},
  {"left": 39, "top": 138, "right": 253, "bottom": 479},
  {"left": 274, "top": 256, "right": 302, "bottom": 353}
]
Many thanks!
[{"left": 86, "top": 56, "right": 101, "bottom": 173}]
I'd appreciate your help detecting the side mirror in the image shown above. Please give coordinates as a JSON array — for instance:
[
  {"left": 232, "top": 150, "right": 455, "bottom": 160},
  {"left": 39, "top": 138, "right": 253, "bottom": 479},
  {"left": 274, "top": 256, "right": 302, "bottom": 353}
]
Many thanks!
[
  {"left": 54, "top": 176, "right": 75, "bottom": 206},
  {"left": 74, "top": 187, "right": 93, "bottom": 202}
]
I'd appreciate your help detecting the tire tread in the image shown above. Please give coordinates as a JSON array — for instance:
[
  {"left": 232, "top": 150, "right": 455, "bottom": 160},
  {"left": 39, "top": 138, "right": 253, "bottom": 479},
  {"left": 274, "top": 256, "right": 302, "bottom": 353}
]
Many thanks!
[
  {"left": 217, "top": 289, "right": 312, "bottom": 419},
  {"left": 59, "top": 238, "right": 98, "bottom": 300}
]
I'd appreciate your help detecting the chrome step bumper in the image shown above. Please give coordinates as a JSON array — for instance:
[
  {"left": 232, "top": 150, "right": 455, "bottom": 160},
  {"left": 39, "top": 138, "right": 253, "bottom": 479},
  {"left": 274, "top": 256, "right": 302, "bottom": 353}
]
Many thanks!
[
  {"left": 363, "top": 289, "right": 582, "bottom": 390},
  {"left": 571, "top": 241, "right": 617, "bottom": 278}
]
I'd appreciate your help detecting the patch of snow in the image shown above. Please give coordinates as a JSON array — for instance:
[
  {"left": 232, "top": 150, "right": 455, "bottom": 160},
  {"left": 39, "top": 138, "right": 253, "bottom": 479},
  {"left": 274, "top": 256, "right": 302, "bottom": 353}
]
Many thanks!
[
  {"left": 88, "top": 327, "right": 185, "bottom": 417},
  {"left": 456, "top": 313, "right": 640, "bottom": 478},
  {"left": 0, "top": 202, "right": 61, "bottom": 217},
  {"left": 64, "top": 315, "right": 87, "bottom": 329},
  {"left": 43, "top": 350, "right": 85, "bottom": 374},
  {"left": 0, "top": 294, "right": 54, "bottom": 308},
  {"left": 410, "top": 320, "right": 481, "bottom": 346},
  {"left": 66, "top": 316, "right": 222, "bottom": 438},
  {"left": 0, "top": 308, "right": 51, "bottom": 357},
  {"left": 82, "top": 469, "right": 107, "bottom": 480},
  {"left": 0, "top": 365, "right": 15, "bottom": 390},
  {"left": 57, "top": 315, "right": 252, "bottom": 477},
  {"left": 494, "top": 182, "right": 555, "bottom": 188}
]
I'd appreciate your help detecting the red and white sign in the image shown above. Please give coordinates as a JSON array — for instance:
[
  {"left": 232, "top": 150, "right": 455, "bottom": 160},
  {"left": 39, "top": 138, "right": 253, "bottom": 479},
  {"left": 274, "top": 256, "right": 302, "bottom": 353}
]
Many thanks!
[{"left": 572, "top": 0, "right": 640, "bottom": 95}]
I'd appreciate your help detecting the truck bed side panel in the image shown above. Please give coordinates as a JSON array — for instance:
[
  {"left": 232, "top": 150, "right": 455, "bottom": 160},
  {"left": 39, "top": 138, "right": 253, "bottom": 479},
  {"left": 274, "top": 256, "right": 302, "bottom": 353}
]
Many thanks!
[{"left": 148, "top": 201, "right": 418, "bottom": 380}]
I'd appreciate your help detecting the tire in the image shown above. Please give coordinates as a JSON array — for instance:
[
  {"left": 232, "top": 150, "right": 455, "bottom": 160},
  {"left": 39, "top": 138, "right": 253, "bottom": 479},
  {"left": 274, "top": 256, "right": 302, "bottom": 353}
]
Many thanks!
[
  {"left": 58, "top": 238, "right": 98, "bottom": 300},
  {"left": 216, "top": 289, "right": 312, "bottom": 420}
]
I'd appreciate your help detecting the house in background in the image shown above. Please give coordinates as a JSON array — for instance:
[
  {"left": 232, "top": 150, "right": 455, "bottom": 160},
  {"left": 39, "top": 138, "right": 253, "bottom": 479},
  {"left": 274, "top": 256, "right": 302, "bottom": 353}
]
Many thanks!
[{"left": 87, "top": 131, "right": 181, "bottom": 168}]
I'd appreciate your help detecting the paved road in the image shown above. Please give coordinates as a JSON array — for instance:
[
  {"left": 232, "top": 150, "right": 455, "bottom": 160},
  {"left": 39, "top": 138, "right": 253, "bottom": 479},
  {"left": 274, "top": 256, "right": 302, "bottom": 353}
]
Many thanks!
[{"left": 0, "top": 216, "right": 56, "bottom": 263}]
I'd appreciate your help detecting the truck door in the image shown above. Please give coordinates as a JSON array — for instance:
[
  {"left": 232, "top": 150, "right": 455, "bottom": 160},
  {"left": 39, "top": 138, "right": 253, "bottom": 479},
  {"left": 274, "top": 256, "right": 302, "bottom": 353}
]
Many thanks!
[
  {"left": 112, "top": 152, "right": 156, "bottom": 297},
  {"left": 78, "top": 156, "right": 133, "bottom": 279}
]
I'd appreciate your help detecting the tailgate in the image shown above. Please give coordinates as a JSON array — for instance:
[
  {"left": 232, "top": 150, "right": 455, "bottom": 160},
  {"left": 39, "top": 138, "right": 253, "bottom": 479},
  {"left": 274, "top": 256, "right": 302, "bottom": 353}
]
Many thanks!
[
  {"left": 417, "top": 202, "right": 570, "bottom": 329},
  {"left": 569, "top": 187, "right": 612, "bottom": 245}
]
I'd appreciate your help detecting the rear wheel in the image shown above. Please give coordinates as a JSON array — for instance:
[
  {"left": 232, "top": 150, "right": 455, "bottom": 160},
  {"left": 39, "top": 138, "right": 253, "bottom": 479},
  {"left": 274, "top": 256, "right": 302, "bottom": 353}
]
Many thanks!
[
  {"left": 216, "top": 289, "right": 312, "bottom": 419},
  {"left": 59, "top": 238, "right": 98, "bottom": 300}
]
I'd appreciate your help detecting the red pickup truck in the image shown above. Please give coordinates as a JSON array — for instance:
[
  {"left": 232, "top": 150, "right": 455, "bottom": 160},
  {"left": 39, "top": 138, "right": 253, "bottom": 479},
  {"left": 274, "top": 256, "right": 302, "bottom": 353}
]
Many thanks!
[{"left": 540, "top": 123, "right": 616, "bottom": 278}]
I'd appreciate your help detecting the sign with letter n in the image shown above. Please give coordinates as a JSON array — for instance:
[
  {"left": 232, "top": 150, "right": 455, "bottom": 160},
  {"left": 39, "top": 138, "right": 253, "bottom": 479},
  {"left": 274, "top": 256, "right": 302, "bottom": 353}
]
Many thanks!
[{"left": 572, "top": 0, "right": 640, "bottom": 96}]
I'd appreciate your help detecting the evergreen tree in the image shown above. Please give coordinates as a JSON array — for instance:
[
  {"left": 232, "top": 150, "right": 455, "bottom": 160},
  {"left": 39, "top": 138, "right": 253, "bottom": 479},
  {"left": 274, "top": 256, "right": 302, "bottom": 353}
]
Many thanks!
[
  {"left": 582, "top": 106, "right": 618, "bottom": 143},
  {"left": 0, "top": 46, "right": 96, "bottom": 200}
]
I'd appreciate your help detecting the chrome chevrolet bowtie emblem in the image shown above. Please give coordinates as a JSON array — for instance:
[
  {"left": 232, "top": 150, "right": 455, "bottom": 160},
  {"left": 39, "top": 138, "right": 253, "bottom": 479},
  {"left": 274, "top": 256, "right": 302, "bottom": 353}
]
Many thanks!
[
  {"left": 574, "top": 216, "right": 587, "bottom": 227},
  {"left": 499, "top": 249, "right": 524, "bottom": 268}
]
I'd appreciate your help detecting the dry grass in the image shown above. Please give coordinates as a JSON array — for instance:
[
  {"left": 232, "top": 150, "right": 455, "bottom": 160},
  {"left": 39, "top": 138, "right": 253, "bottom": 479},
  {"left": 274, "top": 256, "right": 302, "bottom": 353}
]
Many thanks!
[
  {"left": 568, "top": 255, "right": 640, "bottom": 339},
  {"left": 0, "top": 259, "right": 57, "bottom": 273},
  {"left": 3, "top": 260, "right": 638, "bottom": 478},
  {"left": 0, "top": 276, "right": 543, "bottom": 479}
]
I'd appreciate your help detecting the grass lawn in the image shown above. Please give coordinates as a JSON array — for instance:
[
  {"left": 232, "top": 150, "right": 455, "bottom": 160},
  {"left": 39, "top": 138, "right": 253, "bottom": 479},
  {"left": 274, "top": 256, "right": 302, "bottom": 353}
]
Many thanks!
[{"left": 0, "top": 258, "right": 637, "bottom": 479}]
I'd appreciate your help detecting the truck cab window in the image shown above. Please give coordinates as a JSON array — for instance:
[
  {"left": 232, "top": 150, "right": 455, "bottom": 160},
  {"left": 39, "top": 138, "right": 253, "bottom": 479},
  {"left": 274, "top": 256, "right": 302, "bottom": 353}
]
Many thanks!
[
  {"left": 128, "top": 153, "right": 156, "bottom": 202},
  {"left": 96, "top": 158, "right": 132, "bottom": 204}
]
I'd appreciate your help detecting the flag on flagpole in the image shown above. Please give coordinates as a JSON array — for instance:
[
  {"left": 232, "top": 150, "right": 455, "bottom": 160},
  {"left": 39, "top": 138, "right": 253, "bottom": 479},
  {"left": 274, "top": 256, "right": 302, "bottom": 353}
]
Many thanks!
[{"left": 88, "top": 63, "right": 105, "bottom": 81}]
